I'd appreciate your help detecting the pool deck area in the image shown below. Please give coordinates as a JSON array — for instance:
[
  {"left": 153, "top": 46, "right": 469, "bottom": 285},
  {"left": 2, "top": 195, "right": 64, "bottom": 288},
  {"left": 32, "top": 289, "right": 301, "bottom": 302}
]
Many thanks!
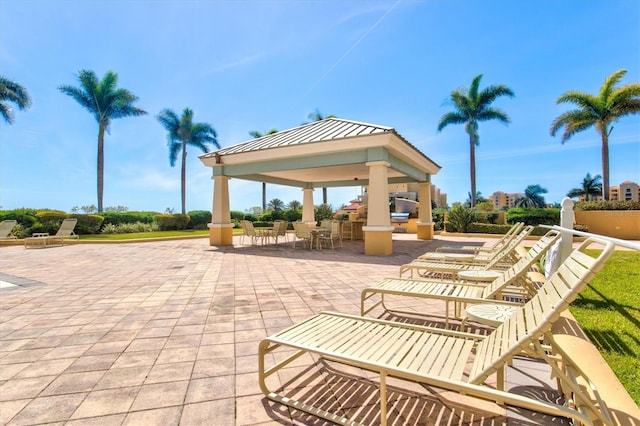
[{"left": 0, "top": 234, "right": 574, "bottom": 425}]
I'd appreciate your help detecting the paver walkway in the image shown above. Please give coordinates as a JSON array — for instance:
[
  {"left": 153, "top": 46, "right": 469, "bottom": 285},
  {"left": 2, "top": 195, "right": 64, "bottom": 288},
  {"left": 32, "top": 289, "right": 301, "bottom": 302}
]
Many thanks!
[{"left": 0, "top": 234, "right": 567, "bottom": 425}]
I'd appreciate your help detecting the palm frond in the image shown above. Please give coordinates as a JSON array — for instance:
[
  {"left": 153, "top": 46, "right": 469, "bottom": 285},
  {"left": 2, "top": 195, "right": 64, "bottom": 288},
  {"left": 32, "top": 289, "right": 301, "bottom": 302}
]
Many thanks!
[{"left": 437, "top": 111, "right": 466, "bottom": 131}]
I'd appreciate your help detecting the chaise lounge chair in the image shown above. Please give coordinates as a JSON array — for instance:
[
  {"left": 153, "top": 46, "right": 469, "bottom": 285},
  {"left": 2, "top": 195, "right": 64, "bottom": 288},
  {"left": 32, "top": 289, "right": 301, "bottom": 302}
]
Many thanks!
[
  {"left": 417, "top": 225, "right": 533, "bottom": 263},
  {"left": 0, "top": 220, "right": 18, "bottom": 240},
  {"left": 434, "top": 222, "right": 524, "bottom": 254},
  {"left": 46, "top": 218, "right": 79, "bottom": 246},
  {"left": 400, "top": 225, "right": 534, "bottom": 279},
  {"left": 258, "top": 237, "right": 615, "bottom": 426},
  {"left": 362, "top": 230, "right": 561, "bottom": 327}
]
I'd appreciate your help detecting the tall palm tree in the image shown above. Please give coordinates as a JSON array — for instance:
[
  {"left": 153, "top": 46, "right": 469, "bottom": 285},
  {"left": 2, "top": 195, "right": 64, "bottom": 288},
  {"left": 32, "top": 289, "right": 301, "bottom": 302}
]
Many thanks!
[
  {"left": 515, "top": 184, "right": 548, "bottom": 208},
  {"left": 287, "top": 200, "right": 302, "bottom": 210},
  {"left": 567, "top": 173, "right": 603, "bottom": 201},
  {"left": 158, "top": 108, "right": 219, "bottom": 214},
  {"left": 59, "top": 70, "right": 147, "bottom": 212},
  {"left": 306, "top": 109, "right": 336, "bottom": 204},
  {"left": 438, "top": 74, "right": 514, "bottom": 207},
  {"left": 267, "top": 198, "right": 285, "bottom": 211},
  {"left": 0, "top": 76, "right": 32, "bottom": 124},
  {"left": 550, "top": 69, "right": 640, "bottom": 200},
  {"left": 249, "top": 129, "right": 278, "bottom": 211}
]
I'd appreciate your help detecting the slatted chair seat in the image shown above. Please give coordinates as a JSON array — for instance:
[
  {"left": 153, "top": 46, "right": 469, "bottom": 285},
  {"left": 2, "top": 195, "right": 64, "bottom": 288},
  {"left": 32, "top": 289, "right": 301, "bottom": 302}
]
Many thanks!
[
  {"left": 363, "top": 230, "right": 561, "bottom": 326},
  {"left": 259, "top": 237, "right": 616, "bottom": 426},
  {"left": 400, "top": 226, "right": 534, "bottom": 279}
]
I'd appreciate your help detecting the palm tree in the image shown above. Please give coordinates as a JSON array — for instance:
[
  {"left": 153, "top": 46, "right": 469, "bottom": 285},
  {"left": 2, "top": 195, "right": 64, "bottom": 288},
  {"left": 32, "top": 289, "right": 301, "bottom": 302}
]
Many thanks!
[
  {"left": 550, "top": 69, "right": 640, "bottom": 200},
  {"left": 158, "top": 108, "right": 219, "bottom": 214},
  {"left": 306, "top": 110, "right": 336, "bottom": 204},
  {"left": 287, "top": 200, "right": 302, "bottom": 210},
  {"left": 249, "top": 129, "right": 278, "bottom": 211},
  {"left": 267, "top": 198, "right": 285, "bottom": 211},
  {"left": 515, "top": 184, "right": 548, "bottom": 208},
  {"left": 567, "top": 173, "right": 603, "bottom": 201},
  {"left": 438, "top": 74, "right": 515, "bottom": 207},
  {"left": 0, "top": 76, "right": 32, "bottom": 124},
  {"left": 59, "top": 70, "right": 147, "bottom": 212}
]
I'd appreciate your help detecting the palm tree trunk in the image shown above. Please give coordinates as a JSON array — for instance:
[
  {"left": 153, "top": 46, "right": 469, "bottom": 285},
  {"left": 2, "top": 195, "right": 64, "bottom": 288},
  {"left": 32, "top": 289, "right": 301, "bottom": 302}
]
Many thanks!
[
  {"left": 469, "top": 136, "right": 477, "bottom": 208},
  {"left": 601, "top": 129, "right": 610, "bottom": 201},
  {"left": 97, "top": 124, "right": 105, "bottom": 213},
  {"left": 181, "top": 141, "right": 187, "bottom": 214},
  {"left": 262, "top": 182, "right": 266, "bottom": 212},
  {"left": 323, "top": 187, "right": 327, "bottom": 205}
]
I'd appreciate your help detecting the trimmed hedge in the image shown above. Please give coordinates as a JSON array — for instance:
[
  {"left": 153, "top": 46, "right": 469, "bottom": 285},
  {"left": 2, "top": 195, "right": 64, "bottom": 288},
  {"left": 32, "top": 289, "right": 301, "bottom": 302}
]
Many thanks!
[
  {"left": 575, "top": 200, "right": 640, "bottom": 210},
  {"left": 187, "top": 210, "right": 211, "bottom": 229},
  {"left": 70, "top": 214, "right": 104, "bottom": 234},
  {"left": 467, "top": 223, "right": 514, "bottom": 234},
  {"left": 506, "top": 208, "right": 559, "bottom": 226},
  {"left": 153, "top": 214, "right": 190, "bottom": 231},
  {"left": 99, "top": 211, "right": 155, "bottom": 226}
]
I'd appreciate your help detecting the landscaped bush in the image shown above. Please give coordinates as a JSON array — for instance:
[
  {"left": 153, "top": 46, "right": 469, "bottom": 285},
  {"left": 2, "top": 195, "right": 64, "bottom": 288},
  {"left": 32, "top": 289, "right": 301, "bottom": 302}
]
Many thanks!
[
  {"left": 0, "top": 208, "right": 38, "bottom": 229},
  {"left": 253, "top": 221, "right": 274, "bottom": 228},
  {"left": 101, "top": 222, "right": 158, "bottom": 234},
  {"left": 575, "top": 200, "right": 640, "bottom": 210},
  {"left": 153, "top": 214, "right": 190, "bottom": 231},
  {"left": 36, "top": 210, "right": 69, "bottom": 234},
  {"left": 432, "top": 210, "right": 445, "bottom": 231},
  {"left": 70, "top": 214, "right": 104, "bottom": 234},
  {"left": 243, "top": 213, "right": 258, "bottom": 222},
  {"left": 446, "top": 204, "right": 476, "bottom": 232},
  {"left": 100, "top": 211, "right": 155, "bottom": 226},
  {"left": 258, "top": 212, "right": 273, "bottom": 222},
  {"left": 506, "top": 207, "right": 559, "bottom": 226},
  {"left": 467, "top": 223, "right": 513, "bottom": 234},
  {"left": 284, "top": 210, "right": 302, "bottom": 223},
  {"left": 187, "top": 210, "right": 211, "bottom": 229},
  {"left": 230, "top": 211, "right": 245, "bottom": 221}
]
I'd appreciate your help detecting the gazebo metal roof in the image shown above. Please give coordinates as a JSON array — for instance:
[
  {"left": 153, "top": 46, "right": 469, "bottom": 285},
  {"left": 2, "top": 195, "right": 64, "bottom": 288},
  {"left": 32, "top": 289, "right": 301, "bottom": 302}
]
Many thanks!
[{"left": 199, "top": 118, "right": 440, "bottom": 189}]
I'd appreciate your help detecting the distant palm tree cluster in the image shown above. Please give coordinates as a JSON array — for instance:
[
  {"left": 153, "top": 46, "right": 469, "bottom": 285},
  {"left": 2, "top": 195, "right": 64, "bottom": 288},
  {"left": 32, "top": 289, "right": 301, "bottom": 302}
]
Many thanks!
[
  {"left": 438, "top": 70, "right": 639, "bottom": 206},
  {"left": 2, "top": 69, "right": 638, "bottom": 212}
]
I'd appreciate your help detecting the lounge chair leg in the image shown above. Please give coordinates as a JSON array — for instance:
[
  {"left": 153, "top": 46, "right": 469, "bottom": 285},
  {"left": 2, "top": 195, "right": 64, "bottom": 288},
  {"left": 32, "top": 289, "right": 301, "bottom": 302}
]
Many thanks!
[{"left": 380, "top": 371, "right": 388, "bottom": 426}]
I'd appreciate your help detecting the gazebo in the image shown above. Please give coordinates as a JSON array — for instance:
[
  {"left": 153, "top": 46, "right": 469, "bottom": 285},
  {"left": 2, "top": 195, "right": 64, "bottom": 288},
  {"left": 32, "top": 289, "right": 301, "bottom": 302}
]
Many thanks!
[{"left": 199, "top": 118, "right": 440, "bottom": 255}]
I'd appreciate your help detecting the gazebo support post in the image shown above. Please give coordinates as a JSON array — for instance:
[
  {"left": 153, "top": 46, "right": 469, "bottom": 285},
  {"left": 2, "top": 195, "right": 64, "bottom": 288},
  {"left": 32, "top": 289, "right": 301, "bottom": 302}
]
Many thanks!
[
  {"left": 302, "top": 188, "right": 315, "bottom": 225},
  {"left": 417, "top": 181, "right": 434, "bottom": 240},
  {"left": 363, "top": 161, "right": 394, "bottom": 255},
  {"left": 208, "top": 172, "right": 233, "bottom": 246}
]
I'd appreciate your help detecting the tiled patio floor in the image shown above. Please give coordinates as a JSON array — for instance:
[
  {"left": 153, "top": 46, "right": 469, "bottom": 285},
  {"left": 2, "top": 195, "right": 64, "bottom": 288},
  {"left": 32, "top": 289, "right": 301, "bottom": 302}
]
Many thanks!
[{"left": 0, "top": 234, "right": 568, "bottom": 425}]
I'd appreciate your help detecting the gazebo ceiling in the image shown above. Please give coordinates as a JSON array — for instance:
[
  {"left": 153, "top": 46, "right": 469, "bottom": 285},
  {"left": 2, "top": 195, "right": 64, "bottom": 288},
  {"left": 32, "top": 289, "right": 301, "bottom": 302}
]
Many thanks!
[{"left": 199, "top": 118, "right": 440, "bottom": 188}]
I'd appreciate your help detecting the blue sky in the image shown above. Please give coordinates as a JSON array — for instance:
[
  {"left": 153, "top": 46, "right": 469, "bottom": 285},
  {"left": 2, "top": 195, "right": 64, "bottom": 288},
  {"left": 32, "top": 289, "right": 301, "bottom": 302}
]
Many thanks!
[{"left": 1, "top": 0, "right": 638, "bottom": 213}]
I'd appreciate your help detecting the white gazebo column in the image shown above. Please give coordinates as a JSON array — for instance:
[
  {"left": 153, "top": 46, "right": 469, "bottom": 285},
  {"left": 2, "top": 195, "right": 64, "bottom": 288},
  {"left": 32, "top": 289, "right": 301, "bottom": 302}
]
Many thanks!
[
  {"left": 302, "top": 188, "right": 315, "bottom": 224},
  {"left": 363, "top": 161, "right": 394, "bottom": 255},
  {"left": 208, "top": 171, "right": 233, "bottom": 246},
  {"left": 417, "top": 181, "right": 434, "bottom": 240}
]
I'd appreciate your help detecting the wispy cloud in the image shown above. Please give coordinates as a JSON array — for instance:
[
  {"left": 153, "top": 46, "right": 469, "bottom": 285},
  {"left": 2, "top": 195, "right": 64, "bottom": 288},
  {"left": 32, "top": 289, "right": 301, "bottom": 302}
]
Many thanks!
[
  {"left": 305, "top": 0, "right": 402, "bottom": 95},
  {"left": 204, "top": 53, "right": 265, "bottom": 75}
]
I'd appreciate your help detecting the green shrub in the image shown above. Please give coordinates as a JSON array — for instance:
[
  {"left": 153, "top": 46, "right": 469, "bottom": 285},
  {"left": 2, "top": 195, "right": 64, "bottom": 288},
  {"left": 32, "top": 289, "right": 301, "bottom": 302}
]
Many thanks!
[
  {"left": 314, "top": 204, "right": 334, "bottom": 223},
  {"left": 101, "top": 222, "right": 158, "bottom": 234},
  {"left": 36, "top": 211, "right": 69, "bottom": 234},
  {"left": 100, "top": 211, "right": 156, "bottom": 226},
  {"left": 0, "top": 208, "right": 38, "bottom": 228},
  {"left": 153, "top": 214, "right": 190, "bottom": 231},
  {"left": 506, "top": 207, "right": 559, "bottom": 226},
  {"left": 447, "top": 204, "right": 476, "bottom": 232},
  {"left": 467, "top": 223, "right": 514, "bottom": 234},
  {"left": 230, "top": 211, "right": 245, "bottom": 221},
  {"left": 258, "top": 212, "right": 273, "bottom": 222},
  {"left": 243, "top": 213, "right": 258, "bottom": 222},
  {"left": 69, "top": 214, "right": 104, "bottom": 235},
  {"left": 284, "top": 210, "right": 302, "bottom": 222},
  {"left": 432, "top": 210, "right": 445, "bottom": 231},
  {"left": 253, "top": 221, "right": 273, "bottom": 228},
  {"left": 187, "top": 210, "right": 211, "bottom": 229},
  {"left": 575, "top": 200, "right": 640, "bottom": 210}
]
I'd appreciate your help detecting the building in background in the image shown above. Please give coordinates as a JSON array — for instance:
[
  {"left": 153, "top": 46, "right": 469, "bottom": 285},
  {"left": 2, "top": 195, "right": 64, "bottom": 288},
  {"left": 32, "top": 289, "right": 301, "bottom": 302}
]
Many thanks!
[
  {"left": 609, "top": 181, "right": 639, "bottom": 201},
  {"left": 490, "top": 191, "right": 524, "bottom": 209}
]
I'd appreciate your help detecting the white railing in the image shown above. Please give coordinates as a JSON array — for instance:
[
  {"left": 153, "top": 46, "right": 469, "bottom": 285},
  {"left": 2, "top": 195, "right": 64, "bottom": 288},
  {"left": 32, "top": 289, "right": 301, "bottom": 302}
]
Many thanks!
[{"left": 540, "top": 224, "right": 640, "bottom": 251}]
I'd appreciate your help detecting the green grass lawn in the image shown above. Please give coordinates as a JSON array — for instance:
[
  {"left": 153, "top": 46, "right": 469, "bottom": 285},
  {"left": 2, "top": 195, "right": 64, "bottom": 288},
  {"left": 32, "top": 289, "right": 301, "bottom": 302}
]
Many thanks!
[
  {"left": 78, "top": 229, "right": 211, "bottom": 240},
  {"left": 569, "top": 249, "right": 640, "bottom": 405}
]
